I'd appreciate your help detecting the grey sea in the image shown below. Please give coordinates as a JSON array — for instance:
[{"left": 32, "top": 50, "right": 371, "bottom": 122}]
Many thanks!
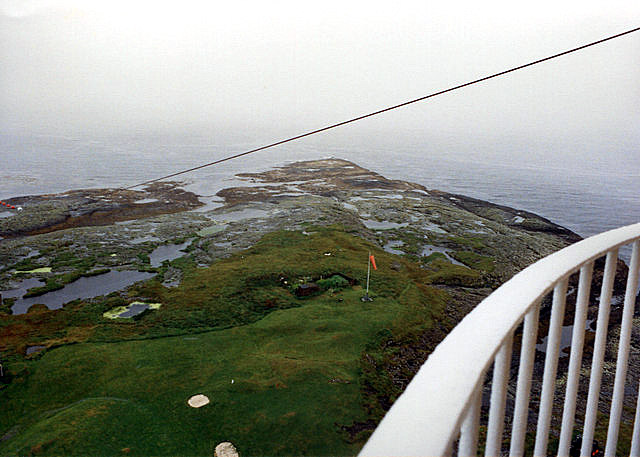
[{"left": 2, "top": 130, "right": 638, "bottom": 258}]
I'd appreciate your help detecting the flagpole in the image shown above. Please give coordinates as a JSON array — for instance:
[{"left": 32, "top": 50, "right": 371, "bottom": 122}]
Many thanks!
[{"left": 366, "top": 250, "right": 371, "bottom": 297}]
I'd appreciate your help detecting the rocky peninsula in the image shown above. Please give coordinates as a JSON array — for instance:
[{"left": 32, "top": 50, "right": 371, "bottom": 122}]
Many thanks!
[{"left": 0, "top": 158, "right": 627, "bottom": 456}]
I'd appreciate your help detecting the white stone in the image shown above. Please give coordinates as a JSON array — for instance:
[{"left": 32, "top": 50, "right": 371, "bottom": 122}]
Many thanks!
[
  {"left": 187, "top": 394, "right": 210, "bottom": 408},
  {"left": 214, "top": 442, "right": 239, "bottom": 457}
]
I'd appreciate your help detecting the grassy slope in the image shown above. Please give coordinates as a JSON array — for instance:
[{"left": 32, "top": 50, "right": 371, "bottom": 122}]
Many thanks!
[
  {"left": 0, "top": 226, "right": 449, "bottom": 456},
  {"left": 4, "top": 291, "right": 398, "bottom": 456}
]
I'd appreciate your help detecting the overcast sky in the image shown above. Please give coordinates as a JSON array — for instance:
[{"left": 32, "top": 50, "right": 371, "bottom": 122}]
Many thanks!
[{"left": 1, "top": 0, "right": 639, "bottom": 144}]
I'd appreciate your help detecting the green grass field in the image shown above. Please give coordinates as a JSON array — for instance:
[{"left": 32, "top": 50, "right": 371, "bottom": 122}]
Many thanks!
[{"left": 1, "top": 226, "right": 451, "bottom": 456}]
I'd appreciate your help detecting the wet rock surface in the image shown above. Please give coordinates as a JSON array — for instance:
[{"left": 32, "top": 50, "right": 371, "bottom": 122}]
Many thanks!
[{"left": 0, "top": 182, "right": 202, "bottom": 238}]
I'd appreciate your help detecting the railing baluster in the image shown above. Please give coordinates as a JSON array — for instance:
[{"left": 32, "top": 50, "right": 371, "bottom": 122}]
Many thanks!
[
  {"left": 510, "top": 302, "right": 541, "bottom": 457},
  {"left": 605, "top": 240, "right": 640, "bottom": 456},
  {"left": 534, "top": 278, "right": 569, "bottom": 456},
  {"left": 581, "top": 249, "right": 618, "bottom": 456},
  {"left": 459, "top": 386, "right": 482, "bottom": 457},
  {"left": 558, "top": 262, "right": 594, "bottom": 456},
  {"left": 486, "top": 334, "right": 514, "bottom": 456},
  {"left": 631, "top": 381, "right": 640, "bottom": 457}
]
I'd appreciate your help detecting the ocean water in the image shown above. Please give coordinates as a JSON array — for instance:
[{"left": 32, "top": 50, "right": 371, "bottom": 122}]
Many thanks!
[{"left": 1, "top": 131, "right": 638, "bottom": 251}]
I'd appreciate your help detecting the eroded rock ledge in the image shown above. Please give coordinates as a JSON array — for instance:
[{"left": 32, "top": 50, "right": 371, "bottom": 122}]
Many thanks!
[{"left": 0, "top": 182, "right": 202, "bottom": 238}]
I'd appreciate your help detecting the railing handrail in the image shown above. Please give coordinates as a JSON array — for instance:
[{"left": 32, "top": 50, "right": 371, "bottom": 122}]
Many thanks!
[{"left": 359, "top": 222, "right": 640, "bottom": 456}]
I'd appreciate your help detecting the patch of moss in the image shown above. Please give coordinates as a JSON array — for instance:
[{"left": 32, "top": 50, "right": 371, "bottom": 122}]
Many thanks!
[
  {"left": 317, "top": 275, "right": 349, "bottom": 290},
  {"left": 22, "top": 279, "right": 65, "bottom": 298},
  {"left": 82, "top": 268, "right": 111, "bottom": 277},
  {"left": 448, "top": 235, "right": 486, "bottom": 250},
  {"left": 51, "top": 252, "right": 96, "bottom": 271},
  {"left": 425, "top": 259, "right": 483, "bottom": 287},
  {"left": 136, "top": 253, "right": 150, "bottom": 264},
  {"left": 421, "top": 252, "right": 447, "bottom": 264},
  {"left": 393, "top": 231, "right": 423, "bottom": 255},
  {"left": 11, "top": 258, "right": 43, "bottom": 271},
  {"left": 452, "top": 251, "right": 495, "bottom": 272}
]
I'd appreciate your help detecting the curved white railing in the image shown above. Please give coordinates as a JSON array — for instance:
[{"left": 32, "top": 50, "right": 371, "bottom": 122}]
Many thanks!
[{"left": 360, "top": 222, "right": 640, "bottom": 457}]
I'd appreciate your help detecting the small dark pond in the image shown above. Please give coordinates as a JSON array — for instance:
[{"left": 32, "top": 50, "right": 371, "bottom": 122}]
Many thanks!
[
  {"left": 421, "top": 245, "right": 466, "bottom": 266},
  {"left": 26, "top": 345, "right": 45, "bottom": 355},
  {"left": 2, "top": 277, "right": 44, "bottom": 299},
  {"left": 11, "top": 270, "right": 155, "bottom": 315},
  {"left": 116, "top": 303, "right": 149, "bottom": 318},
  {"left": 149, "top": 240, "right": 192, "bottom": 267}
]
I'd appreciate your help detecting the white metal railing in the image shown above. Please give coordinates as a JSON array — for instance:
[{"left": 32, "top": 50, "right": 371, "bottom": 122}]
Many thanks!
[{"left": 360, "top": 222, "right": 640, "bottom": 457}]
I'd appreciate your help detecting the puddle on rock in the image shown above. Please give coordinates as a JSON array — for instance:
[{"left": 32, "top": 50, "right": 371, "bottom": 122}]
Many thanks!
[
  {"left": 26, "top": 345, "right": 45, "bottom": 355},
  {"left": 207, "top": 208, "right": 270, "bottom": 223},
  {"left": 149, "top": 240, "right": 192, "bottom": 267},
  {"left": 21, "top": 249, "right": 41, "bottom": 259},
  {"left": 130, "top": 235, "right": 161, "bottom": 245},
  {"left": 383, "top": 240, "right": 405, "bottom": 255},
  {"left": 423, "top": 222, "right": 448, "bottom": 234},
  {"left": 190, "top": 199, "right": 225, "bottom": 213},
  {"left": 421, "top": 245, "right": 466, "bottom": 266},
  {"left": 11, "top": 270, "right": 155, "bottom": 315},
  {"left": 362, "top": 219, "right": 408, "bottom": 230}
]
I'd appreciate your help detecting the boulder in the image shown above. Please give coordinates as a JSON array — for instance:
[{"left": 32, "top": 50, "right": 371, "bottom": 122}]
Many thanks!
[{"left": 214, "top": 442, "right": 239, "bottom": 457}]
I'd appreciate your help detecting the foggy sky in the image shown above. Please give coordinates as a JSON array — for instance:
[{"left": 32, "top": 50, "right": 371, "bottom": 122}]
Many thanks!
[{"left": 1, "top": 0, "right": 639, "bottom": 144}]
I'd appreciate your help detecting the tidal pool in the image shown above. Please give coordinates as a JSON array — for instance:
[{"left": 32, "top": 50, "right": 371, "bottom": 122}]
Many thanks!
[{"left": 11, "top": 270, "right": 155, "bottom": 315}]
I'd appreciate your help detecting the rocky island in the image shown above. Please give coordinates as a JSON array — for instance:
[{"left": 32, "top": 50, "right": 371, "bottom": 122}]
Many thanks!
[{"left": 0, "top": 159, "right": 624, "bottom": 456}]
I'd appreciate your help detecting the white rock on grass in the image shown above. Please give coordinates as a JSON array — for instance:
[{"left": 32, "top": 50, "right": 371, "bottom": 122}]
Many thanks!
[
  {"left": 214, "top": 442, "right": 239, "bottom": 457},
  {"left": 187, "top": 394, "right": 210, "bottom": 408}
]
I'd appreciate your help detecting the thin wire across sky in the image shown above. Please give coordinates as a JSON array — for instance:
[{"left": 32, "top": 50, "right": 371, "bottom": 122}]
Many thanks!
[{"left": 126, "top": 26, "right": 640, "bottom": 190}]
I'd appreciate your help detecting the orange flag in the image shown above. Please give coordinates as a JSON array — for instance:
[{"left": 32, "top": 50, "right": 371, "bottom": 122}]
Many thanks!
[{"left": 369, "top": 255, "right": 377, "bottom": 270}]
